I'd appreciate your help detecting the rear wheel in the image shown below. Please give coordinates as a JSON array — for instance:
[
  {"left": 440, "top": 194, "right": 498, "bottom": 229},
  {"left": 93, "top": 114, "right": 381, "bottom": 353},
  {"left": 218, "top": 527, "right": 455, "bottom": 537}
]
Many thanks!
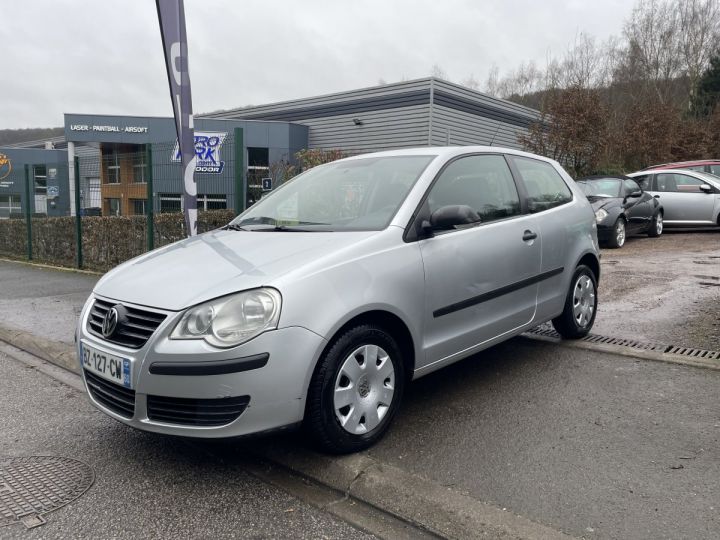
[
  {"left": 305, "top": 324, "right": 405, "bottom": 454},
  {"left": 607, "top": 217, "right": 626, "bottom": 248},
  {"left": 552, "top": 265, "right": 598, "bottom": 339},
  {"left": 648, "top": 211, "right": 663, "bottom": 237}
]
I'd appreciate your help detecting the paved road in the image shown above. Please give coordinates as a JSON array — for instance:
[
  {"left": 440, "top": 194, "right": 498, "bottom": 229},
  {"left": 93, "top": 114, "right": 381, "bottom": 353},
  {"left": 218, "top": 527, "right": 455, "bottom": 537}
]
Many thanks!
[
  {"left": 368, "top": 337, "right": 720, "bottom": 539},
  {"left": 0, "top": 349, "right": 374, "bottom": 539}
]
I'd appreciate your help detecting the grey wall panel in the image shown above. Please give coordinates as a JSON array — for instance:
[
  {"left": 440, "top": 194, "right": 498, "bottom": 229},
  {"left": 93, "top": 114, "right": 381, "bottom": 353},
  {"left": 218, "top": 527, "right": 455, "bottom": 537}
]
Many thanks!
[
  {"left": 432, "top": 79, "right": 540, "bottom": 119},
  {"left": 430, "top": 105, "right": 531, "bottom": 150},
  {"left": 205, "top": 79, "right": 433, "bottom": 119}
]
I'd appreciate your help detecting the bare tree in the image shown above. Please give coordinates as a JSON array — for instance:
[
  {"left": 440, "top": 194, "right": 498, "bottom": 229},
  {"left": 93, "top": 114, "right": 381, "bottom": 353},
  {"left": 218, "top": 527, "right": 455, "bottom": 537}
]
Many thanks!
[
  {"left": 622, "top": 0, "right": 683, "bottom": 103},
  {"left": 484, "top": 65, "right": 501, "bottom": 96},
  {"left": 462, "top": 74, "right": 481, "bottom": 90},
  {"left": 431, "top": 64, "right": 447, "bottom": 80},
  {"left": 677, "top": 0, "right": 720, "bottom": 97}
]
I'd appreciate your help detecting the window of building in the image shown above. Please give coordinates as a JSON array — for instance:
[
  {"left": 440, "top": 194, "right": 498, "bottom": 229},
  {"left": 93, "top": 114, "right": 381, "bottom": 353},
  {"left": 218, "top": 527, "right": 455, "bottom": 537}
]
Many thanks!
[
  {"left": 158, "top": 193, "right": 228, "bottom": 212},
  {"left": 132, "top": 199, "right": 147, "bottom": 215},
  {"left": 103, "top": 148, "right": 121, "bottom": 184},
  {"left": 509, "top": 156, "right": 573, "bottom": 213},
  {"left": 132, "top": 152, "right": 147, "bottom": 184},
  {"left": 106, "top": 198, "right": 121, "bottom": 216},
  {"left": 199, "top": 194, "right": 227, "bottom": 210},
  {"left": 159, "top": 193, "right": 182, "bottom": 213},
  {"left": 33, "top": 165, "right": 47, "bottom": 195},
  {"left": 0, "top": 195, "right": 21, "bottom": 218},
  {"left": 427, "top": 155, "right": 521, "bottom": 225},
  {"left": 247, "top": 147, "right": 270, "bottom": 205}
]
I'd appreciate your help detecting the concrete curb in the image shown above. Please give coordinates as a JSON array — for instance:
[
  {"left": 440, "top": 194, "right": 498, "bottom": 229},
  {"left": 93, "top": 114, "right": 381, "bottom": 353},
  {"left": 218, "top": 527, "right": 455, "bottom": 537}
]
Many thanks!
[
  {"left": 0, "top": 325, "right": 574, "bottom": 539},
  {"left": 0, "top": 325, "right": 78, "bottom": 373},
  {"left": 254, "top": 445, "right": 575, "bottom": 540},
  {"left": 0, "top": 257, "right": 103, "bottom": 276}
]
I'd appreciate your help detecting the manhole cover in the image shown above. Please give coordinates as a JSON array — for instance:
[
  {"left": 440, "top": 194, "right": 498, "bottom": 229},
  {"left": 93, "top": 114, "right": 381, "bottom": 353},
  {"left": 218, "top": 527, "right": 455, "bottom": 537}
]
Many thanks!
[{"left": 0, "top": 456, "right": 94, "bottom": 529}]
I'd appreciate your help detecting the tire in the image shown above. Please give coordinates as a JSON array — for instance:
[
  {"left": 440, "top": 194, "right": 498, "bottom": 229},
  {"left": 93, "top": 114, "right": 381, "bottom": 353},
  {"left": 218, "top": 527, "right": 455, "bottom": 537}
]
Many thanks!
[
  {"left": 552, "top": 265, "right": 598, "bottom": 339},
  {"left": 648, "top": 211, "right": 663, "bottom": 237},
  {"left": 305, "top": 324, "right": 405, "bottom": 454},
  {"left": 606, "top": 217, "right": 626, "bottom": 248}
]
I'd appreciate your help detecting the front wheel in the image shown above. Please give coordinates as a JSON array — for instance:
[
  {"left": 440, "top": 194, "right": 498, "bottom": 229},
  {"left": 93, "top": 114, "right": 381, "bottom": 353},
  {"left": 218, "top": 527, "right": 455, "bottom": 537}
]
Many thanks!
[
  {"left": 552, "top": 265, "right": 598, "bottom": 339},
  {"left": 305, "top": 324, "right": 405, "bottom": 454},
  {"left": 648, "top": 211, "right": 663, "bottom": 237},
  {"left": 606, "top": 218, "right": 626, "bottom": 248}
]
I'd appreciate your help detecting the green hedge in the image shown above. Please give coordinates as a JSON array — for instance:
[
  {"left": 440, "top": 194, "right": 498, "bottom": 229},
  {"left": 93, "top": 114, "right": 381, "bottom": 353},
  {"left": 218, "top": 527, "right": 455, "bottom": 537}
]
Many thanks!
[{"left": 0, "top": 210, "right": 236, "bottom": 272}]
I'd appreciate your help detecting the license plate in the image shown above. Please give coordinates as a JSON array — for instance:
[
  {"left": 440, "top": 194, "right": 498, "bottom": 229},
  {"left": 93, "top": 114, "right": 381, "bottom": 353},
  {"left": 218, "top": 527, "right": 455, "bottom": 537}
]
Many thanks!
[{"left": 81, "top": 342, "right": 132, "bottom": 389}]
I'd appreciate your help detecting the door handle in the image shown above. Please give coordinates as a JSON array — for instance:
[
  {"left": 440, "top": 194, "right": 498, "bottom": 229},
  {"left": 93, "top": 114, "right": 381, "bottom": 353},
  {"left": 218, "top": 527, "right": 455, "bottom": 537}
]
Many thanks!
[{"left": 522, "top": 230, "right": 537, "bottom": 241}]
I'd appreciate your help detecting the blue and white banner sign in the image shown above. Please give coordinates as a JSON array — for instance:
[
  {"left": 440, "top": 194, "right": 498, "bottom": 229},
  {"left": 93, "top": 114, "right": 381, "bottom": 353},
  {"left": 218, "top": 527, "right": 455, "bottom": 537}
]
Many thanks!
[{"left": 171, "top": 132, "right": 228, "bottom": 174}]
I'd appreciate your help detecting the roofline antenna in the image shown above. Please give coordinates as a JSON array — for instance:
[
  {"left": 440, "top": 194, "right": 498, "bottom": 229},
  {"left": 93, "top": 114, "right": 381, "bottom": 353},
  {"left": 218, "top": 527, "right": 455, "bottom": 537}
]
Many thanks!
[{"left": 489, "top": 124, "right": 501, "bottom": 147}]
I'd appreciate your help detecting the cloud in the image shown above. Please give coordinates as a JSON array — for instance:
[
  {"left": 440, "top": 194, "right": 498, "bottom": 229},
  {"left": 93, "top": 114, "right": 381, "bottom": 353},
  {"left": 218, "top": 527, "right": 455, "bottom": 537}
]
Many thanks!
[{"left": 0, "top": 0, "right": 636, "bottom": 129}]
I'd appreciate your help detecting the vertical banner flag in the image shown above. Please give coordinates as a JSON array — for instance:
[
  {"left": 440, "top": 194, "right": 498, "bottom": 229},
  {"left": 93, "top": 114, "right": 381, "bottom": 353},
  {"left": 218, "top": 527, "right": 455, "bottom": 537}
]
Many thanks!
[{"left": 156, "top": 0, "right": 197, "bottom": 236}]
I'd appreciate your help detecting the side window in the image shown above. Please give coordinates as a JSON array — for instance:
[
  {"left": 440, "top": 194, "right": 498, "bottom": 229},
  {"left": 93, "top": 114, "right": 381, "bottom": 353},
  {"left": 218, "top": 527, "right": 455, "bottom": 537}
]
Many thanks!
[
  {"left": 674, "top": 174, "right": 705, "bottom": 193},
  {"left": 709, "top": 165, "right": 720, "bottom": 176},
  {"left": 509, "top": 156, "right": 573, "bottom": 213},
  {"left": 655, "top": 173, "right": 677, "bottom": 192},
  {"left": 624, "top": 179, "right": 641, "bottom": 196},
  {"left": 427, "top": 155, "right": 521, "bottom": 225},
  {"left": 633, "top": 175, "right": 651, "bottom": 190}
]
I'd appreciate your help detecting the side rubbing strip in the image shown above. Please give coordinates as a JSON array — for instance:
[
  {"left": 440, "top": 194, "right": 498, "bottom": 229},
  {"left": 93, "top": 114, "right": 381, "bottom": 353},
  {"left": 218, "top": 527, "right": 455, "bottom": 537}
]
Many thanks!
[{"left": 433, "top": 267, "right": 564, "bottom": 318}]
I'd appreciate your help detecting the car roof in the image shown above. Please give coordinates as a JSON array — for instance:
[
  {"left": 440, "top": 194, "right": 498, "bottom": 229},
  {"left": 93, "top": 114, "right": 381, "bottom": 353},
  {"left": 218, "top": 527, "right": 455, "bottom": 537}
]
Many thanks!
[
  {"left": 628, "top": 168, "right": 720, "bottom": 186},
  {"left": 577, "top": 174, "right": 630, "bottom": 181},
  {"left": 336, "top": 146, "right": 560, "bottom": 165},
  {"left": 644, "top": 159, "right": 720, "bottom": 170}
]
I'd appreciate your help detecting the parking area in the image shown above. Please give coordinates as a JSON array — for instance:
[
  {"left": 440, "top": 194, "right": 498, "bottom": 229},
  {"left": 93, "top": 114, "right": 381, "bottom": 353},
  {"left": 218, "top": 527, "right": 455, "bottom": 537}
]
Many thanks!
[{"left": 593, "top": 230, "right": 720, "bottom": 350}]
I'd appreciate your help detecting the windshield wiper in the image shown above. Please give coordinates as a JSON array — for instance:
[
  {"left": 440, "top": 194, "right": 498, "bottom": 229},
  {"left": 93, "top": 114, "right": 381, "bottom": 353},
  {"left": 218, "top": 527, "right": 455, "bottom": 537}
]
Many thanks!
[
  {"left": 254, "top": 225, "right": 332, "bottom": 232},
  {"left": 222, "top": 223, "right": 249, "bottom": 231}
]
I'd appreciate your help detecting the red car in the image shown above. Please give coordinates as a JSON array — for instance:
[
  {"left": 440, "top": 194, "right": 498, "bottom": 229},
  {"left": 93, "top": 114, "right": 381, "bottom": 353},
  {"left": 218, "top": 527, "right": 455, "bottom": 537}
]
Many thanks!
[{"left": 643, "top": 160, "right": 720, "bottom": 176}]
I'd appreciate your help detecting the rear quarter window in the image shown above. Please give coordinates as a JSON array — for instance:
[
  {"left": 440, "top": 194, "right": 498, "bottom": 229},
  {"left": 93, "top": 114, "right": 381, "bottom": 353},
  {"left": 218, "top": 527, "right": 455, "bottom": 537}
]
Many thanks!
[{"left": 509, "top": 156, "right": 573, "bottom": 213}]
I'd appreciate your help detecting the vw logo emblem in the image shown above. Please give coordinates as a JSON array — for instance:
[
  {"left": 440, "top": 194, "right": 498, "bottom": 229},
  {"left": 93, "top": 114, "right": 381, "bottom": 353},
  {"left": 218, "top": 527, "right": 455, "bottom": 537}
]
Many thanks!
[{"left": 102, "top": 307, "right": 120, "bottom": 338}]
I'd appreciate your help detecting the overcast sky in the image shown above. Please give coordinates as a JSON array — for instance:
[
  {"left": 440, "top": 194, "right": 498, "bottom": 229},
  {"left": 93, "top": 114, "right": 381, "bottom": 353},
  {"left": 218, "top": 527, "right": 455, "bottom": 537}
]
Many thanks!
[{"left": 1, "top": 0, "right": 636, "bottom": 129}]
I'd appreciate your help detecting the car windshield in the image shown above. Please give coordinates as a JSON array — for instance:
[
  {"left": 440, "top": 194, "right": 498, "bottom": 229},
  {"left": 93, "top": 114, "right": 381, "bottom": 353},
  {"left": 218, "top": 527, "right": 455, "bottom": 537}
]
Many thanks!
[
  {"left": 230, "top": 155, "right": 435, "bottom": 231},
  {"left": 696, "top": 171, "right": 720, "bottom": 185},
  {"left": 576, "top": 178, "right": 622, "bottom": 198}
]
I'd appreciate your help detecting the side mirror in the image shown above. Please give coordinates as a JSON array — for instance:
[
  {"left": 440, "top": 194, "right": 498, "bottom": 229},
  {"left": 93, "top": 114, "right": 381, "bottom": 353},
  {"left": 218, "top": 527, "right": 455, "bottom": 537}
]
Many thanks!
[
  {"left": 628, "top": 190, "right": 642, "bottom": 198},
  {"left": 430, "top": 205, "right": 481, "bottom": 230},
  {"left": 699, "top": 184, "right": 713, "bottom": 193}
]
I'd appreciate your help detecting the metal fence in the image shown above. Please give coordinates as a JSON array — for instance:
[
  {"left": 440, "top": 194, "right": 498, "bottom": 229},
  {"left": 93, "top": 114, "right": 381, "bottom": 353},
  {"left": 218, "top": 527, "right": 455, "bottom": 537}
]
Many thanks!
[{"left": 0, "top": 138, "right": 359, "bottom": 272}]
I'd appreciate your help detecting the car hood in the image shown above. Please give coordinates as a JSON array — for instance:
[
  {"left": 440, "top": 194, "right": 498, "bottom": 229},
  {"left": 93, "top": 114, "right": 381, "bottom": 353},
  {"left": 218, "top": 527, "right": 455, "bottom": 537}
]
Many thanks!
[{"left": 93, "top": 229, "right": 378, "bottom": 310}]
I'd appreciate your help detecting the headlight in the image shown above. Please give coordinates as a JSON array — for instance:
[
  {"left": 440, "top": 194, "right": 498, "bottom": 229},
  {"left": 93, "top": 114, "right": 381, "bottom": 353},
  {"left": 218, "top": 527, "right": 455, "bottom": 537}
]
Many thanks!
[
  {"left": 171, "top": 288, "right": 282, "bottom": 348},
  {"left": 595, "top": 208, "right": 608, "bottom": 223}
]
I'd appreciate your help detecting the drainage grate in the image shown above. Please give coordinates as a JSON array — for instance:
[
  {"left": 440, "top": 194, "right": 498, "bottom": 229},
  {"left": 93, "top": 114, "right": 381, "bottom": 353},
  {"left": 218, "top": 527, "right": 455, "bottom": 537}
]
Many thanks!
[
  {"left": 525, "top": 326, "right": 720, "bottom": 360},
  {"left": 0, "top": 456, "right": 94, "bottom": 529}
]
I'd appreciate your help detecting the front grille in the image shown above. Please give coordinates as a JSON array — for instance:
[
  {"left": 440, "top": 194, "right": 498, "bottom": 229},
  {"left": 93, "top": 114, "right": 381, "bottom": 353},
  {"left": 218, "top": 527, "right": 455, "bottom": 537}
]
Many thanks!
[
  {"left": 147, "top": 395, "right": 250, "bottom": 427},
  {"left": 84, "top": 370, "right": 136, "bottom": 418},
  {"left": 87, "top": 298, "right": 166, "bottom": 349}
]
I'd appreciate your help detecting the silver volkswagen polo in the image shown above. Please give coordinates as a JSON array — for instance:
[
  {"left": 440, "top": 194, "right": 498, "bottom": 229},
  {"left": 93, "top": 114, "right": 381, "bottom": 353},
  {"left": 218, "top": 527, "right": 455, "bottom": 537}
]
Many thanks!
[{"left": 77, "top": 147, "right": 600, "bottom": 453}]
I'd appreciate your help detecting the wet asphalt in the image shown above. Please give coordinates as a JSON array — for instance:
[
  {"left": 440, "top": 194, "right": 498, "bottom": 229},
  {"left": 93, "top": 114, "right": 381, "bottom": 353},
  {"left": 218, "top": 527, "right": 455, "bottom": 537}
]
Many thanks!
[{"left": 0, "top": 350, "right": 374, "bottom": 540}]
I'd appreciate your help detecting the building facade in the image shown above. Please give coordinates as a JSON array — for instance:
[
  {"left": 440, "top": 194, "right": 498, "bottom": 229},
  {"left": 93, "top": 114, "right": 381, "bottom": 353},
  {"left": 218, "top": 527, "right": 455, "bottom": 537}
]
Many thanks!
[
  {"left": 3, "top": 78, "right": 539, "bottom": 218},
  {"left": 204, "top": 77, "right": 539, "bottom": 153}
]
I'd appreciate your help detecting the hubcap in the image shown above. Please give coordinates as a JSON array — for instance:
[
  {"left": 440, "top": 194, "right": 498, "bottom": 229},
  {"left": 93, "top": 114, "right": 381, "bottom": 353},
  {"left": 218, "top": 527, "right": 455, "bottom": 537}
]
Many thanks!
[
  {"left": 572, "top": 275, "right": 595, "bottom": 329},
  {"left": 616, "top": 220, "right": 625, "bottom": 246},
  {"left": 334, "top": 344, "right": 395, "bottom": 435},
  {"left": 656, "top": 214, "right": 663, "bottom": 234}
]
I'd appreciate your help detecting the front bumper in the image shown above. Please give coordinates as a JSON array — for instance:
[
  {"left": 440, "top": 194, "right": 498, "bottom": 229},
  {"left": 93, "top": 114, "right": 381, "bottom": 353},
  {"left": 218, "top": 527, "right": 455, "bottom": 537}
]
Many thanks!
[{"left": 77, "top": 295, "right": 326, "bottom": 438}]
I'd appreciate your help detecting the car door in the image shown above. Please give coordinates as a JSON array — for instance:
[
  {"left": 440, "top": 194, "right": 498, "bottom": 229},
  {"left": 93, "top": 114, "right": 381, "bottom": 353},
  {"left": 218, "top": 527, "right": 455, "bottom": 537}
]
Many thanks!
[
  {"left": 654, "top": 173, "right": 715, "bottom": 224},
  {"left": 622, "top": 178, "right": 653, "bottom": 232},
  {"left": 415, "top": 154, "right": 542, "bottom": 369}
]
